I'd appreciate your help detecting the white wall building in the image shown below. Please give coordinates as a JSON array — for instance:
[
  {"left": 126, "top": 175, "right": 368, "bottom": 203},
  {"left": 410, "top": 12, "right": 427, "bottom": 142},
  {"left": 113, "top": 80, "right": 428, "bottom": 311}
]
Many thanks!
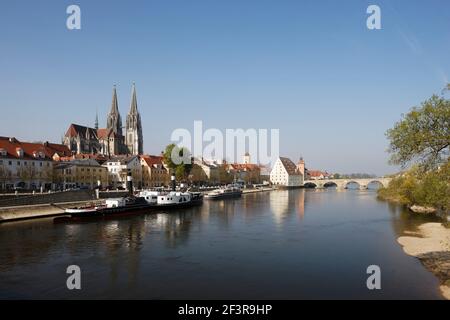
[
  {"left": 270, "top": 157, "right": 304, "bottom": 187},
  {"left": 0, "top": 137, "right": 71, "bottom": 191},
  {"left": 103, "top": 155, "right": 142, "bottom": 189}
]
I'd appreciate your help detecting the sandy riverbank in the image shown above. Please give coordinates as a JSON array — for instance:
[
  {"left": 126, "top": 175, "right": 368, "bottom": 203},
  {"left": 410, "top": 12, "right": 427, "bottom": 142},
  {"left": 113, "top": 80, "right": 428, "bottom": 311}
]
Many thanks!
[{"left": 397, "top": 223, "right": 450, "bottom": 299}]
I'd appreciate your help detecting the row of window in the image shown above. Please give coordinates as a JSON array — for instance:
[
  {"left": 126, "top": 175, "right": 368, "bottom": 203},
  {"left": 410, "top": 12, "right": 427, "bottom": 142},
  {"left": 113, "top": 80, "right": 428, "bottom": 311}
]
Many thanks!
[{"left": 0, "top": 160, "right": 50, "bottom": 167}]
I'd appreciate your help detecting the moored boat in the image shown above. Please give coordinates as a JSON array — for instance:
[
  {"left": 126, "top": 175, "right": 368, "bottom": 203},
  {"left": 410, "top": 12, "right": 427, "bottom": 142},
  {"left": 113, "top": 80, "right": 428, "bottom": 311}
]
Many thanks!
[
  {"left": 152, "top": 191, "right": 203, "bottom": 208},
  {"left": 204, "top": 185, "right": 242, "bottom": 200}
]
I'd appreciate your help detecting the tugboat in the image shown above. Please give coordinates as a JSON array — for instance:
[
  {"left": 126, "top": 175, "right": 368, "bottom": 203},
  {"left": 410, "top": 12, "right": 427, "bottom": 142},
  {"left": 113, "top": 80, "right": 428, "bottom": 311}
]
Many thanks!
[{"left": 204, "top": 184, "right": 242, "bottom": 200}]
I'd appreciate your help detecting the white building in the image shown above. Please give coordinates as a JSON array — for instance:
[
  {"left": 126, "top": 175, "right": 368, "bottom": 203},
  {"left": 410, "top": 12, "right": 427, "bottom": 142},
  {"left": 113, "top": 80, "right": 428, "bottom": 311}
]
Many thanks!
[
  {"left": 0, "top": 137, "right": 72, "bottom": 191},
  {"left": 103, "top": 155, "right": 142, "bottom": 189},
  {"left": 270, "top": 157, "right": 304, "bottom": 187}
]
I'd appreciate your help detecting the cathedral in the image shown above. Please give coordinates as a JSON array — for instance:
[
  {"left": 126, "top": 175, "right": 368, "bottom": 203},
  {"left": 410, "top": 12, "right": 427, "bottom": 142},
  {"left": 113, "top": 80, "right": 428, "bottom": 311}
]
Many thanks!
[{"left": 64, "top": 84, "right": 144, "bottom": 156}]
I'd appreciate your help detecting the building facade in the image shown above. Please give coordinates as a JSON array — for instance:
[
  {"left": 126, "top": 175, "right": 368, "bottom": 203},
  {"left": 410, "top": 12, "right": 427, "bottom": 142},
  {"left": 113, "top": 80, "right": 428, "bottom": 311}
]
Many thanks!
[
  {"left": 140, "top": 155, "right": 169, "bottom": 188},
  {"left": 103, "top": 155, "right": 142, "bottom": 189},
  {"left": 54, "top": 159, "right": 108, "bottom": 190},
  {"left": 270, "top": 157, "right": 304, "bottom": 187},
  {"left": 0, "top": 137, "right": 71, "bottom": 190}
]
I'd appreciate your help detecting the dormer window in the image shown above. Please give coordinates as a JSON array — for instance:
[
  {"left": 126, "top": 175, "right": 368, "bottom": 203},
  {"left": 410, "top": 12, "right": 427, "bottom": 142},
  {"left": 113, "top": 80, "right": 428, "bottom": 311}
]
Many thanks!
[
  {"left": 16, "top": 148, "right": 24, "bottom": 158},
  {"left": 0, "top": 148, "right": 6, "bottom": 157},
  {"left": 33, "top": 151, "right": 45, "bottom": 159}
]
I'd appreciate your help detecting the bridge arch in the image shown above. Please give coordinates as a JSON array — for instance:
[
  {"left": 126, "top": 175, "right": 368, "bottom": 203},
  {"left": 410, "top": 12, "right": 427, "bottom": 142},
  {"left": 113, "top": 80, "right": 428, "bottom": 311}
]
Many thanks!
[
  {"left": 344, "top": 181, "right": 361, "bottom": 189},
  {"left": 367, "top": 180, "right": 384, "bottom": 189},
  {"left": 323, "top": 181, "right": 338, "bottom": 188},
  {"left": 304, "top": 182, "right": 318, "bottom": 188}
]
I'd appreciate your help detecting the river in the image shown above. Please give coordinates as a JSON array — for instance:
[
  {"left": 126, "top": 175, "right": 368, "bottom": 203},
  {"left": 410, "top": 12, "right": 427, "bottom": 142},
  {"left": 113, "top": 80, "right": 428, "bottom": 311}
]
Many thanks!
[{"left": 0, "top": 189, "right": 444, "bottom": 299}]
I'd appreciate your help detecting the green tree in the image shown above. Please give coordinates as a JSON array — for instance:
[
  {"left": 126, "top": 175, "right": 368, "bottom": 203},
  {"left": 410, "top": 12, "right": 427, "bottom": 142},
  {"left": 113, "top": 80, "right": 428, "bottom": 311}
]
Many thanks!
[
  {"left": 0, "top": 164, "right": 11, "bottom": 191},
  {"left": 386, "top": 95, "right": 450, "bottom": 169},
  {"left": 162, "top": 144, "right": 192, "bottom": 182}
]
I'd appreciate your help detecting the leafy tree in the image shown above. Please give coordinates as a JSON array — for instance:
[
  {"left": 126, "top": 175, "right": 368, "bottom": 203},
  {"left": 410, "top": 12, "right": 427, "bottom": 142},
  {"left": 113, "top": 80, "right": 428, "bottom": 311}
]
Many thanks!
[
  {"left": 162, "top": 144, "right": 192, "bottom": 182},
  {"left": 378, "top": 162, "right": 449, "bottom": 210},
  {"left": 218, "top": 166, "right": 233, "bottom": 184},
  {"left": 175, "top": 166, "right": 186, "bottom": 181},
  {"left": 0, "top": 164, "right": 11, "bottom": 191},
  {"left": 386, "top": 95, "right": 450, "bottom": 169}
]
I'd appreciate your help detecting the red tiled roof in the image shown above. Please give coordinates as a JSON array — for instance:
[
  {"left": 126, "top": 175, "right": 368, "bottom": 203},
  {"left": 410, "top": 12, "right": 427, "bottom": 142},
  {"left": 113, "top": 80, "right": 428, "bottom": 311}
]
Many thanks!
[
  {"left": 308, "top": 170, "right": 331, "bottom": 177},
  {"left": 0, "top": 137, "right": 70, "bottom": 160},
  {"left": 59, "top": 153, "right": 108, "bottom": 162},
  {"left": 141, "top": 155, "right": 164, "bottom": 167},
  {"left": 229, "top": 163, "right": 261, "bottom": 171},
  {"left": 97, "top": 128, "right": 117, "bottom": 139}
]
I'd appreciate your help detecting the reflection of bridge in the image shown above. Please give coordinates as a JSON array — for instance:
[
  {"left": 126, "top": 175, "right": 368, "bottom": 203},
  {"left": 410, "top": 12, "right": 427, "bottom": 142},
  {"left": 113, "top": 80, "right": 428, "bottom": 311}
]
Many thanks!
[{"left": 303, "top": 178, "right": 391, "bottom": 190}]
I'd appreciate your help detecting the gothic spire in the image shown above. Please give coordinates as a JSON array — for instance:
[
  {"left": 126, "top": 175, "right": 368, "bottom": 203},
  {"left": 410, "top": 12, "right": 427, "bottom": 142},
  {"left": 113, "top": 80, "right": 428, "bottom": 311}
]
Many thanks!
[
  {"left": 107, "top": 84, "right": 123, "bottom": 136},
  {"left": 94, "top": 110, "right": 99, "bottom": 130},
  {"left": 110, "top": 85, "right": 119, "bottom": 115},
  {"left": 126, "top": 82, "right": 143, "bottom": 155},
  {"left": 129, "top": 82, "right": 138, "bottom": 114}
]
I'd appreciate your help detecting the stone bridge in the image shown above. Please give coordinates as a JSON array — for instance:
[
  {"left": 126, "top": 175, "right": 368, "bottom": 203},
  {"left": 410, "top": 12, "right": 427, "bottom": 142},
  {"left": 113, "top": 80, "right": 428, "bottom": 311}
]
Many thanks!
[{"left": 303, "top": 178, "right": 391, "bottom": 190}]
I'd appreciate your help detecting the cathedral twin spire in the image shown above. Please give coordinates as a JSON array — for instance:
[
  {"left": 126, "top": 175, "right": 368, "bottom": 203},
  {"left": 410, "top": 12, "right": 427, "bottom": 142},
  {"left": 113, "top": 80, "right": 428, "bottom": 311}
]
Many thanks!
[
  {"left": 106, "top": 85, "right": 123, "bottom": 136},
  {"left": 105, "top": 83, "right": 143, "bottom": 155}
]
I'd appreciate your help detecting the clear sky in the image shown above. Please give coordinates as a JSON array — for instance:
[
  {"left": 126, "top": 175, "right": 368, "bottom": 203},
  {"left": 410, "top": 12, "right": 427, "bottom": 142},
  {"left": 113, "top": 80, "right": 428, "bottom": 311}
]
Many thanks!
[{"left": 0, "top": 0, "right": 449, "bottom": 175}]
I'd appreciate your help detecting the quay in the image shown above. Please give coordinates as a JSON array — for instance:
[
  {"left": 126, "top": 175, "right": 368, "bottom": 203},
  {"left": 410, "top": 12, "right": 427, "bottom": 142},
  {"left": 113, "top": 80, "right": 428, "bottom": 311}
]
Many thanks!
[{"left": 0, "top": 187, "right": 276, "bottom": 223}]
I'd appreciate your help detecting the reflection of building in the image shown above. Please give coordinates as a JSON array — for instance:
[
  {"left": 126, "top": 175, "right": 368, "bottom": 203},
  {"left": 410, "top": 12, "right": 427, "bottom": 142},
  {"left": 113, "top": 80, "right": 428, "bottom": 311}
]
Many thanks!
[
  {"left": 270, "top": 190, "right": 290, "bottom": 224},
  {"left": 0, "top": 137, "right": 71, "bottom": 190},
  {"left": 296, "top": 189, "right": 305, "bottom": 219},
  {"left": 270, "top": 157, "right": 304, "bottom": 187}
]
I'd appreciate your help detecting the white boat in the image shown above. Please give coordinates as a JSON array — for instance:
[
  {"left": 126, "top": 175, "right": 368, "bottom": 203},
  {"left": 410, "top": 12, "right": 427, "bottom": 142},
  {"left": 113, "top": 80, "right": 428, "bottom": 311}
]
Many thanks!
[
  {"left": 204, "top": 185, "right": 242, "bottom": 200},
  {"left": 64, "top": 203, "right": 106, "bottom": 214},
  {"left": 138, "top": 190, "right": 161, "bottom": 204},
  {"left": 138, "top": 189, "right": 203, "bottom": 208}
]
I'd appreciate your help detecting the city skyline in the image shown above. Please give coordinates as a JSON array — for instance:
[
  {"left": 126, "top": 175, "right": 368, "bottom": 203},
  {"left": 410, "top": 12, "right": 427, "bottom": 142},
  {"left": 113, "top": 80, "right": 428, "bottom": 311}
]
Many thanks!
[{"left": 1, "top": 1, "right": 449, "bottom": 175}]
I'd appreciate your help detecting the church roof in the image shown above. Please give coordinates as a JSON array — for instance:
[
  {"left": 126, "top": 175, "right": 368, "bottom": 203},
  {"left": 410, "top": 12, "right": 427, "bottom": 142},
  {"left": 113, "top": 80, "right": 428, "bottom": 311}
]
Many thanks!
[
  {"left": 97, "top": 128, "right": 118, "bottom": 139},
  {"left": 65, "top": 124, "right": 98, "bottom": 139}
]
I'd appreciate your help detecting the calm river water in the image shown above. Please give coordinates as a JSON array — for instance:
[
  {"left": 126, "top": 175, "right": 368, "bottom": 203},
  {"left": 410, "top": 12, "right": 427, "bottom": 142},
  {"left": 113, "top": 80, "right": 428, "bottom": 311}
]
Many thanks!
[{"left": 0, "top": 189, "right": 444, "bottom": 299}]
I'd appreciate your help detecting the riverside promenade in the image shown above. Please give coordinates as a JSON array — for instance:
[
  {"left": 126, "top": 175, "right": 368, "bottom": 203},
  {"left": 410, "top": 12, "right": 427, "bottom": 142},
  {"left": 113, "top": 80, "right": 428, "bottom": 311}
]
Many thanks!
[
  {"left": 0, "top": 190, "right": 128, "bottom": 223},
  {"left": 0, "top": 187, "right": 275, "bottom": 223}
]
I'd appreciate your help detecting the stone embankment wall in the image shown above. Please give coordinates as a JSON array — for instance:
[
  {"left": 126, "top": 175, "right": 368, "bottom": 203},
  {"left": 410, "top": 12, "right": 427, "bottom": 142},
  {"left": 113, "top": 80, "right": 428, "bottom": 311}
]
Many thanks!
[{"left": 0, "top": 190, "right": 96, "bottom": 208}]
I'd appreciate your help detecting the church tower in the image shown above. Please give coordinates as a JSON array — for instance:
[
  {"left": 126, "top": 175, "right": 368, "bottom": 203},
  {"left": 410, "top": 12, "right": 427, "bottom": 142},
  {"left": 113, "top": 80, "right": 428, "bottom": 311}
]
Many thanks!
[
  {"left": 126, "top": 83, "right": 143, "bottom": 155},
  {"left": 106, "top": 85, "right": 123, "bottom": 136}
]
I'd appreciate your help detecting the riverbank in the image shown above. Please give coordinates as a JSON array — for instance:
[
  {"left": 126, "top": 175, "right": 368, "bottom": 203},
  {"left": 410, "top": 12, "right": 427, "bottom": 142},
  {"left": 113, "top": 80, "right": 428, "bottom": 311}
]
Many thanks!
[
  {"left": 397, "top": 223, "right": 450, "bottom": 299},
  {"left": 0, "top": 187, "right": 275, "bottom": 223},
  {"left": 0, "top": 200, "right": 97, "bottom": 223}
]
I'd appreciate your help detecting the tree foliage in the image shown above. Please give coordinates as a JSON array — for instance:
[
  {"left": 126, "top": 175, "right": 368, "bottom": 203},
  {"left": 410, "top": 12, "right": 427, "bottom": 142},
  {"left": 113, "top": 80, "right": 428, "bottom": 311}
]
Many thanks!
[
  {"left": 162, "top": 144, "right": 192, "bottom": 181},
  {"left": 386, "top": 95, "right": 450, "bottom": 169},
  {"left": 378, "top": 162, "right": 450, "bottom": 211}
]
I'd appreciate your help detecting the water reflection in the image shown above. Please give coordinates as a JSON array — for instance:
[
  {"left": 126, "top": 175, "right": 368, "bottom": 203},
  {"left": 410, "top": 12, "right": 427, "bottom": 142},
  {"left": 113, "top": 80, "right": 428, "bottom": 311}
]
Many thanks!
[{"left": 0, "top": 189, "right": 444, "bottom": 299}]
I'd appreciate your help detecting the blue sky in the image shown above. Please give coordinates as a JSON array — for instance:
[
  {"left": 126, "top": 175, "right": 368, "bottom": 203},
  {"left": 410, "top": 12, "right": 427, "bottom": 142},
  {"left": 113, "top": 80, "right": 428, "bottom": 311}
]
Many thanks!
[{"left": 0, "top": 0, "right": 449, "bottom": 175}]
